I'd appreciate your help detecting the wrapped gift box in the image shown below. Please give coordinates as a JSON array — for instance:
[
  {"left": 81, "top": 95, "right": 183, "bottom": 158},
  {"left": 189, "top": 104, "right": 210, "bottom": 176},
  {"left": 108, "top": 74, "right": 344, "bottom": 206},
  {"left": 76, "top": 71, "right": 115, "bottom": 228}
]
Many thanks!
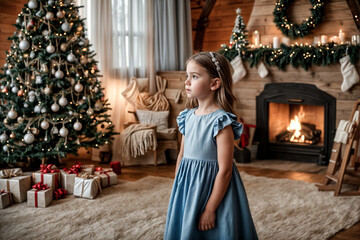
[
  {"left": 110, "top": 161, "right": 122, "bottom": 174},
  {"left": 60, "top": 170, "right": 77, "bottom": 195},
  {"left": 27, "top": 188, "right": 53, "bottom": 208},
  {"left": 94, "top": 170, "right": 117, "bottom": 188},
  {"left": 0, "top": 175, "right": 31, "bottom": 203},
  {"left": 33, "top": 171, "right": 60, "bottom": 189},
  {"left": 0, "top": 168, "right": 22, "bottom": 178},
  {"left": 0, "top": 191, "right": 12, "bottom": 209},
  {"left": 74, "top": 174, "right": 101, "bottom": 199},
  {"left": 81, "top": 164, "right": 95, "bottom": 175}
]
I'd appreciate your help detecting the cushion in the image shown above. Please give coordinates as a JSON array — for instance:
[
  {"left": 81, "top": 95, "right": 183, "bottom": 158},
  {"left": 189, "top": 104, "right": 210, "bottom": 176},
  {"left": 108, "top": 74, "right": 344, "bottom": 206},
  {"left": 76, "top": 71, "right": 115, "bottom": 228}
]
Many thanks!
[
  {"left": 156, "top": 128, "right": 177, "bottom": 140},
  {"left": 136, "top": 110, "right": 169, "bottom": 131}
]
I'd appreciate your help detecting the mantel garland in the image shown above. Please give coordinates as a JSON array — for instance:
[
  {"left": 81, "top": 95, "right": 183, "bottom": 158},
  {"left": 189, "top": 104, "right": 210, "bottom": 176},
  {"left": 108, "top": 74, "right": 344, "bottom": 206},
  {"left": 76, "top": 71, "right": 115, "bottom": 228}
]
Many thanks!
[
  {"left": 219, "top": 43, "right": 360, "bottom": 71},
  {"left": 273, "top": 0, "right": 325, "bottom": 39}
]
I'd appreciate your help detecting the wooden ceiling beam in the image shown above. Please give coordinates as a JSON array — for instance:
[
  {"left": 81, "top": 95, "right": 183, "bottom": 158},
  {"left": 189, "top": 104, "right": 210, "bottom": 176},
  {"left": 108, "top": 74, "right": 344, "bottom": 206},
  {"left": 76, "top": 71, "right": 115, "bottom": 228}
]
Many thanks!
[
  {"left": 193, "top": 0, "right": 217, "bottom": 52},
  {"left": 346, "top": 0, "right": 360, "bottom": 31}
]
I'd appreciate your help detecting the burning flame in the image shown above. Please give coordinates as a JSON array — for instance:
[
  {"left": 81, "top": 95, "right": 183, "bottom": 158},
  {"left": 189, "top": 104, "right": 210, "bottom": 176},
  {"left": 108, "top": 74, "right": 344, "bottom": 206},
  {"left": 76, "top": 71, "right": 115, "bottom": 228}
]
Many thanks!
[{"left": 287, "top": 107, "right": 306, "bottom": 143}]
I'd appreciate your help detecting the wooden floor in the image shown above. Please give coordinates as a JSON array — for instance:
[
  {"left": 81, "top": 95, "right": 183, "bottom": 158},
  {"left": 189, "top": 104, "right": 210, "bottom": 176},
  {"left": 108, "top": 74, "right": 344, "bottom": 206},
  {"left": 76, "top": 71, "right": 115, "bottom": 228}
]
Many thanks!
[{"left": 62, "top": 159, "right": 360, "bottom": 239}]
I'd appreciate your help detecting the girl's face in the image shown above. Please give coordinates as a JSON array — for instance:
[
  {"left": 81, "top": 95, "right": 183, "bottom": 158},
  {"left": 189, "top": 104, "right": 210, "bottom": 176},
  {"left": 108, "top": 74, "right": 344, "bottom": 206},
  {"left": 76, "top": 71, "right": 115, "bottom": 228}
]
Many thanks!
[{"left": 185, "top": 60, "right": 215, "bottom": 100}]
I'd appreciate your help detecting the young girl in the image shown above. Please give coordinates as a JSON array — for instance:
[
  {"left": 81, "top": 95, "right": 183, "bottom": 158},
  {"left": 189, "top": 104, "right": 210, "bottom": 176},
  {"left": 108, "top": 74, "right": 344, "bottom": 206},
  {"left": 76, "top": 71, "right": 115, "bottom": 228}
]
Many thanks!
[{"left": 164, "top": 52, "right": 258, "bottom": 240}]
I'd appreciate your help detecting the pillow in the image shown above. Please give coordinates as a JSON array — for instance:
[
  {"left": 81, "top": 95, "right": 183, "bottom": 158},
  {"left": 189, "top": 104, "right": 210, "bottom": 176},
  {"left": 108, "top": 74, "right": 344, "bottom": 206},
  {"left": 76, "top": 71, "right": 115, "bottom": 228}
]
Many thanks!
[
  {"left": 136, "top": 110, "right": 169, "bottom": 131},
  {"left": 156, "top": 128, "right": 177, "bottom": 140}
]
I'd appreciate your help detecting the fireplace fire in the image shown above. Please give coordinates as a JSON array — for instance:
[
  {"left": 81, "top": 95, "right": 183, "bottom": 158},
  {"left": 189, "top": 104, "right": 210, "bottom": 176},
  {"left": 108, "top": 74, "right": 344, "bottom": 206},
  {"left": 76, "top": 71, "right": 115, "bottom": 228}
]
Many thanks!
[{"left": 256, "top": 83, "right": 336, "bottom": 165}]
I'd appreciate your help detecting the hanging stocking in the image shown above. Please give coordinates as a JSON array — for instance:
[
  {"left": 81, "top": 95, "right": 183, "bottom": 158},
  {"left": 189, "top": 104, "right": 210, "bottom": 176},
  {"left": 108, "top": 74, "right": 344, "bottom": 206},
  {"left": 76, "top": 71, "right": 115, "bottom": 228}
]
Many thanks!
[
  {"left": 230, "top": 55, "right": 246, "bottom": 83},
  {"left": 340, "top": 55, "right": 359, "bottom": 92},
  {"left": 258, "top": 62, "right": 269, "bottom": 78}
]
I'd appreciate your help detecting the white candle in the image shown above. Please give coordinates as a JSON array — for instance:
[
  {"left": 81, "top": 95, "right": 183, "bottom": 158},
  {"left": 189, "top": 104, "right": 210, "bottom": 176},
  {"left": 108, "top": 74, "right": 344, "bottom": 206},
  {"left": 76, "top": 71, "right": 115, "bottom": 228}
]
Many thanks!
[
  {"left": 253, "top": 30, "right": 260, "bottom": 47},
  {"left": 357, "top": 35, "right": 360, "bottom": 44},
  {"left": 273, "top": 36, "right": 280, "bottom": 48},
  {"left": 339, "top": 30, "right": 345, "bottom": 43},
  {"left": 321, "top": 35, "right": 328, "bottom": 44},
  {"left": 313, "top": 36, "right": 320, "bottom": 45},
  {"left": 281, "top": 37, "right": 290, "bottom": 46}
]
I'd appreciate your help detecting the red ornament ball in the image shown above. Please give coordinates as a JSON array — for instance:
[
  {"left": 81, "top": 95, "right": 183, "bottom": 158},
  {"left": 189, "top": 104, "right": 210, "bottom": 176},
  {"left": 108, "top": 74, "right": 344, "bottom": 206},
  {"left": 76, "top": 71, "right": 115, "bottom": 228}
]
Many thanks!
[{"left": 17, "top": 89, "right": 24, "bottom": 96}]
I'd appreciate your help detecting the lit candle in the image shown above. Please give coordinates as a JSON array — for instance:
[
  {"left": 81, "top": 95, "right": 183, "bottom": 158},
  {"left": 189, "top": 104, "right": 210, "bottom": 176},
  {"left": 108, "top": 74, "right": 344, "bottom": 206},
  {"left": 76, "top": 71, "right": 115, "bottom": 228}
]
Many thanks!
[
  {"left": 253, "top": 30, "right": 260, "bottom": 47},
  {"left": 351, "top": 35, "right": 357, "bottom": 45},
  {"left": 339, "top": 30, "right": 345, "bottom": 43},
  {"left": 313, "top": 36, "right": 320, "bottom": 45},
  {"left": 331, "top": 36, "right": 339, "bottom": 44},
  {"left": 273, "top": 36, "right": 280, "bottom": 48},
  {"left": 321, "top": 35, "right": 328, "bottom": 44},
  {"left": 357, "top": 35, "right": 360, "bottom": 44}
]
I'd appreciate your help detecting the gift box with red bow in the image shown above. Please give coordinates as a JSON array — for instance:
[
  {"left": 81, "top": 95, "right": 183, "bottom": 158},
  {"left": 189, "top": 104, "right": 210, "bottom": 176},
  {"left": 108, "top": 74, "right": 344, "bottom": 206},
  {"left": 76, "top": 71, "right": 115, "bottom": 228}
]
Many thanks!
[
  {"left": 27, "top": 183, "right": 53, "bottom": 208},
  {"left": 0, "top": 169, "right": 31, "bottom": 203},
  {"left": 0, "top": 190, "right": 12, "bottom": 209},
  {"left": 33, "top": 164, "right": 60, "bottom": 189},
  {"left": 60, "top": 170, "right": 77, "bottom": 195},
  {"left": 81, "top": 164, "right": 95, "bottom": 175},
  {"left": 94, "top": 170, "right": 117, "bottom": 188},
  {"left": 74, "top": 173, "right": 101, "bottom": 199}
]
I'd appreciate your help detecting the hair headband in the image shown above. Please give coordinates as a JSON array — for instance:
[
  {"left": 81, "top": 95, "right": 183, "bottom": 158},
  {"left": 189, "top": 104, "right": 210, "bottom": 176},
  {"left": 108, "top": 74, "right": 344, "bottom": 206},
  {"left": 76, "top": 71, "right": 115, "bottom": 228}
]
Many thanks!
[{"left": 209, "top": 52, "right": 221, "bottom": 79}]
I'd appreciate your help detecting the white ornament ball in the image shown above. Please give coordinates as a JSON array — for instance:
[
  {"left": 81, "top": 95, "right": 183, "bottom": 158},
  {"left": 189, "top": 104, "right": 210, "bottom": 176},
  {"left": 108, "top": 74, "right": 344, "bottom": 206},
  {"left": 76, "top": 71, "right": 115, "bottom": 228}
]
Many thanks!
[
  {"left": 3, "top": 145, "right": 9, "bottom": 152},
  {"left": 82, "top": 96, "right": 87, "bottom": 100},
  {"left": 6, "top": 69, "right": 11, "bottom": 75},
  {"left": 44, "top": 86, "right": 51, "bottom": 95},
  {"left": 8, "top": 109, "right": 18, "bottom": 119},
  {"left": 51, "top": 103, "right": 60, "bottom": 112},
  {"left": 74, "top": 83, "right": 83, "bottom": 92},
  {"left": 16, "top": 19, "right": 20, "bottom": 24},
  {"left": 94, "top": 102, "right": 103, "bottom": 111},
  {"left": 56, "top": 10, "right": 65, "bottom": 18},
  {"left": 17, "top": 116, "right": 24, "bottom": 124},
  {"left": 35, "top": 75, "right": 42, "bottom": 84},
  {"left": 67, "top": 52, "right": 76, "bottom": 62},
  {"left": 11, "top": 86, "right": 19, "bottom": 94},
  {"left": 19, "top": 40, "right": 30, "bottom": 51},
  {"left": 30, "top": 51, "right": 36, "bottom": 59},
  {"left": 24, "top": 132, "right": 35, "bottom": 144},
  {"left": 59, "top": 126, "right": 69, "bottom": 137},
  {"left": 28, "top": 0, "right": 38, "bottom": 9},
  {"left": 0, "top": 133, "right": 8, "bottom": 142},
  {"left": 55, "top": 70, "right": 64, "bottom": 79},
  {"left": 34, "top": 105, "right": 41, "bottom": 113},
  {"left": 59, "top": 96, "right": 68, "bottom": 106},
  {"left": 60, "top": 43, "right": 67, "bottom": 52},
  {"left": 79, "top": 41, "right": 84, "bottom": 46},
  {"left": 73, "top": 121, "right": 82, "bottom": 131},
  {"left": 41, "top": 107, "right": 47, "bottom": 113},
  {"left": 24, "top": 103, "right": 29, "bottom": 108},
  {"left": 46, "top": 44, "right": 55, "bottom": 53},
  {"left": 28, "top": 96, "right": 35, "bottom": 103},
  {"left": 94, "top": 87, "right": 99, "bottom": 93},
  {"left": 4, "top": 62, "right": 8, "bottom": 68},
  {"left": 61, "top": 21, "right": 71, "bottom": 32},
  {"left": 45, "top": 12, "right": 54, "bottom": 20},
  {"left": 80, "top": 56, "right": 88, "bottom": 65},
  {"left": 28, "top": 90, "right": 36, "bottom": 97},
  {"left": 48, "top": 0, "right": 54, "bottom": 5},
  {"left": 86, "top": 108, "right": 94, "bottom": 116},
  {"left": 40, "top": 120, "right": 50, "bottom": 130}
]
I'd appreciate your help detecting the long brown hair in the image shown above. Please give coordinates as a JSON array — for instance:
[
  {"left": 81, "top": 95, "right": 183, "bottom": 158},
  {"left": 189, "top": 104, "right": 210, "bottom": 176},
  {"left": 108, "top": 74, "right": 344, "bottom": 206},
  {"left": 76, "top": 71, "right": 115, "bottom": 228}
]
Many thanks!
[{"left": 185, "top": 52, "right": 237, "bottom": 115}]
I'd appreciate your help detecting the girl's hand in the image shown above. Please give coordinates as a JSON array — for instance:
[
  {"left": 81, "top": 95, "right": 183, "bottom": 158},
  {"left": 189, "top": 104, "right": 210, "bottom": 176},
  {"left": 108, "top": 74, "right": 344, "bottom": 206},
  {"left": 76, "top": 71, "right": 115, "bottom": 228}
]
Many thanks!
[{"left": 198, "top": 209, "right": 215, "bottom": 231}]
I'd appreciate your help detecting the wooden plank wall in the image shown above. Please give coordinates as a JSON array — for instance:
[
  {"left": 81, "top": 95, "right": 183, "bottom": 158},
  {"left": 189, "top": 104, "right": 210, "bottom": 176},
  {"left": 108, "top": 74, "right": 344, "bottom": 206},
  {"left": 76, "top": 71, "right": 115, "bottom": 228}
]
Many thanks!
[
  {"left": 191, "top": 0, "right": 360, "bottom": 125},
  {"left": 0, "top": 0, "right": 28, "bottom": 68}
]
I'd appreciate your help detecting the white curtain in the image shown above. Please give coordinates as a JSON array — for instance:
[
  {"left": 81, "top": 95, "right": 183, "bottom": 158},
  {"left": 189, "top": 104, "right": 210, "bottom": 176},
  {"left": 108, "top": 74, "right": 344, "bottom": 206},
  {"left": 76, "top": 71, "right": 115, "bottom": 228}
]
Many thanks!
[
  {"left": 77, "top": 0, "right": 153, "bottom": 163},
  {"left": 154, "top": 0, "right": 193, "bottom": 71}
]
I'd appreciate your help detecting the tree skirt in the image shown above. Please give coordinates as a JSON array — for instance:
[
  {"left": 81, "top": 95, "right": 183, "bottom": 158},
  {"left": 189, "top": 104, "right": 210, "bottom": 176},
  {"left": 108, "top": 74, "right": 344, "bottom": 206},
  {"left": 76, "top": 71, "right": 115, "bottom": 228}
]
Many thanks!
[{"left": 1, "top": 173, "right": 359, "bottom": 240}]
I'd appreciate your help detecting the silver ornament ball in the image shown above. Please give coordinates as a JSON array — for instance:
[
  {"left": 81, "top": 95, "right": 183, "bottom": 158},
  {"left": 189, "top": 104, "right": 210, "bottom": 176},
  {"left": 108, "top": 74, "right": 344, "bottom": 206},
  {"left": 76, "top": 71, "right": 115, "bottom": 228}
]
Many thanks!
[
  {"left": 73, "top": 121, "right": 82, "bottom": 131},
  {"left": 59, "top": 96, "right": 68, "bottom": 106},
  {"left": 44, "top": 86, "right": 51, "bottom": 95},
  {"left": 56, "top": 10, "right": 65, "bottom": 18},
  {"left": 41, "top": 107, "right": 47, "bottom": 113},
  {"left": 8, "top": 109, "right": 18, "bottom": 119},
  {"left": 86, "top": 108, "right": 94, "bottom": 116},
  {"left": 60, "top": 43, "right": 67, "bottom": 52},
  {"left": 59, "top": 126, "right": 69, "bottom": 137},
  {"left": 17, "top": 116, "right": 24, "bottom": 124},
  {"left": 67, "top": 52, "right": 76, "bottom": 62},
  {"left": 34, "top": 105, "right": 41, "bottom": 113},
  {"left": 45, "top": 12, "right": 54, "bottom": 20},
  {"left": 24, "top": 132, "right": 35, "bottom": 144},
  {"left": 74, "top": 83, "right": 83, "bottom": 92},
  {"left": 46, "top": 44, "right": 55, "bottom": 53},
  {"left": 30, "top": 51, "right": 36, "bottom": 59},
  {"left": 51, "top": 103, "right": 60, "bottom": 112},
  {"left": 28, "top": 0, "right": 38, "bottom": 9},
  {"left": 11, "top": 86, "right": 19, "bottom": 94},
  {"left": 0, "top": 133, "right": 8, "bottom": 142},
  {"left": 3, "top": 145, "right": 9, "bottom": 152},
  {"left": 55, "top": 70, "right": 64, "bottom": 79},
  {"left": 19, "top": 40, "right": 30, "bottom": 51},
  {"left": 40, "top": 120, "right": 50, "bottom": 130},
  {"left": 61, "top": 22, "right": 71, "bottom": 32}
]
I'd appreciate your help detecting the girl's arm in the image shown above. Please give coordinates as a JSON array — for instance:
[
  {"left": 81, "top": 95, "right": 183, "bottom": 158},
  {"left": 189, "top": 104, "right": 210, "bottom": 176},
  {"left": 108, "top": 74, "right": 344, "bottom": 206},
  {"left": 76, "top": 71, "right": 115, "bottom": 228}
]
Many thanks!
[
  {"left": 198, "top": 125, "right": 234, "bottom": 231},
  {"left": 175, "top": 135, "right": 185, "bottom": 176}
]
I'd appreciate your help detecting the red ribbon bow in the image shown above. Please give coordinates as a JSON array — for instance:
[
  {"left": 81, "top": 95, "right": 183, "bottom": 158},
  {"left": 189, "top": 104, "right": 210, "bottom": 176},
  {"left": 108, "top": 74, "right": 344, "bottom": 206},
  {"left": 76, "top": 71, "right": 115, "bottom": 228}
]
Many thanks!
[
  {"left": 32, "top": 182, "right": 49, "bottom": 190},
  {"left": 53, "top": 188, "right": 67, "bottom": 200},
  {"left": 100, "top": 170, "right": 112, "bottom": 186},
  {"left": 0, "top": 190, "right": 6, "bottom": 194},
  {"left": 40, "top": 164, "right": 59, "bottom": 173},
  {"left": 63, "top": 161, "right": 83, "bottom": 174},
  {"left": 95, "top": 167, "right": 102, "bottom": 171}
]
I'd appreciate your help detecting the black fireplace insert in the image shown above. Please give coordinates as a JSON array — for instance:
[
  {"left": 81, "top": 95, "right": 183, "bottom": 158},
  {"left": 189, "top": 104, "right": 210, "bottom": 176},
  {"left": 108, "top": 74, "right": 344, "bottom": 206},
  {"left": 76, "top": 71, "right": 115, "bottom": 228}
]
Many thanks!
[{"left": 256, "top": 83, "right": 336, "bottom": 165}]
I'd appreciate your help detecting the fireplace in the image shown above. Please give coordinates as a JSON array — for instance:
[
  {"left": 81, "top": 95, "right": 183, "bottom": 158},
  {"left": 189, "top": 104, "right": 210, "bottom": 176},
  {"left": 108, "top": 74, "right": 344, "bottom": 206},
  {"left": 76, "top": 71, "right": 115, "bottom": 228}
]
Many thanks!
[{"left": 256, "top": 83, "right": 336, "bottom": 165}]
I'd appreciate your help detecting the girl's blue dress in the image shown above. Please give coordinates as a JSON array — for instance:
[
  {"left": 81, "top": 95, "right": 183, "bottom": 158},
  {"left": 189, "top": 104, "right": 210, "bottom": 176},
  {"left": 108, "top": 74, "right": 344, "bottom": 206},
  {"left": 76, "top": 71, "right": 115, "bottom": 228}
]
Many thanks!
[{"left": 164, "top": 108, "right": 258, "bottom": 240}]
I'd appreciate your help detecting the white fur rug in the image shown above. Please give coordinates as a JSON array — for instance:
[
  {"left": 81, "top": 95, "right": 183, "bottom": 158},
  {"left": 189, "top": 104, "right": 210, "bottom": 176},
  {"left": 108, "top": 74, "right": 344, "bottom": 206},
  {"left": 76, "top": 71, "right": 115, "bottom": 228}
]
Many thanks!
[{"left": 1, "top": 173, "right": 360, "bottom": 240}]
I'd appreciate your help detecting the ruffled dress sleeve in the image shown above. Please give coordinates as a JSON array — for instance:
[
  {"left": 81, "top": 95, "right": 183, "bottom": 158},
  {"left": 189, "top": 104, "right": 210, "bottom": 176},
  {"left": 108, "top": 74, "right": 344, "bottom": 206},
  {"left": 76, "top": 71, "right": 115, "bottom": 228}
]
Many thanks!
[
  {"left": 213, "top": 112, "right": 243, "bottom": 140},
  {"left": 176, "top": 109, "right": 190, "bottom": 135}
]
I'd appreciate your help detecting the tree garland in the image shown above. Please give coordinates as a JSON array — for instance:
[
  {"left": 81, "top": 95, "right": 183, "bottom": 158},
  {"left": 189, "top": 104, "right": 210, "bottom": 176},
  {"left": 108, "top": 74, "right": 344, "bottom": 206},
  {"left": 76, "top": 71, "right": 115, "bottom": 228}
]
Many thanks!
[
  {"left": 219, "top": 43, "right": 360, "bottom": 71},
  {"left": 273, "top": 0, "right": 325, "bottom": 39}
]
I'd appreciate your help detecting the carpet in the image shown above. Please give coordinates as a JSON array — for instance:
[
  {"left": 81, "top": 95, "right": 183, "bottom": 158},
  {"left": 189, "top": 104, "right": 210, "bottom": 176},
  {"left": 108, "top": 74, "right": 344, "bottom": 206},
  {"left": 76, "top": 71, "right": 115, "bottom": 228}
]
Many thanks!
[
  {"left": 1, "top": 173, "right": 360, "bottom": 240},
  {"left": 236, "top": 159, "right": 327, "bottom": 174}
]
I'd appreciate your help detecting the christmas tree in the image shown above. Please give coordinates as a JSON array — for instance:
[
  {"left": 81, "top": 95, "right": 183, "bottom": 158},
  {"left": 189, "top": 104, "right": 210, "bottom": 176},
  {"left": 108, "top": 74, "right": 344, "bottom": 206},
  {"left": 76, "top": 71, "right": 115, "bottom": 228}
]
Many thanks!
[
  {"left": 0, "top": 0, "right": 118, "bottom": 166},
  {"left": 219, "top": 8, "right": 249, "bottom": 61}
]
